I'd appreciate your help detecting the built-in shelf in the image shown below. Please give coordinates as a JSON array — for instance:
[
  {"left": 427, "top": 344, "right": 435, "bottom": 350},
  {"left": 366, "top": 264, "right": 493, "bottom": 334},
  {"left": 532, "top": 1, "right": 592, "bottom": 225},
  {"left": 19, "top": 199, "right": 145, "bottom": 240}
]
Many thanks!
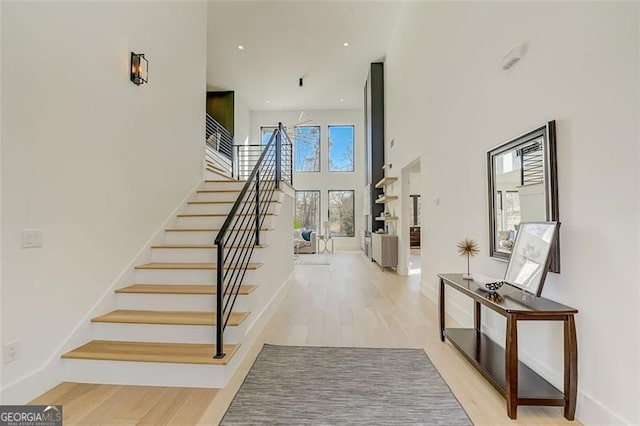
[
  {"left": 374, "top": 195, "right": 398, "bottom": 204},
  {"left": 374, "top": 176, "right": 397, "bottom": 188},
  {"left": 375, "top": 216, "right": 398, "bottom": 221}
]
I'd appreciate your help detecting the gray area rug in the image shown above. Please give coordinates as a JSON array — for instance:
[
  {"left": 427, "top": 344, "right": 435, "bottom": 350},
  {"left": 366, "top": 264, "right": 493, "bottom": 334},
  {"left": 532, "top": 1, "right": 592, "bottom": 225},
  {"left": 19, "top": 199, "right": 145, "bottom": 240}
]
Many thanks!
[{"left": 221, "top": 344, "right": 472, "bottom": 425}]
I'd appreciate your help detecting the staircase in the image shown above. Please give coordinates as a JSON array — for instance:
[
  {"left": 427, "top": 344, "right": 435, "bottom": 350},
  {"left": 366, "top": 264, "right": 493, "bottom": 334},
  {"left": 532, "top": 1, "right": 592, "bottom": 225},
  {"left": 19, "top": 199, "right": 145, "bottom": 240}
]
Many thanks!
[{"left": 61, "top": 168, "right": 293, "bottom": 388}]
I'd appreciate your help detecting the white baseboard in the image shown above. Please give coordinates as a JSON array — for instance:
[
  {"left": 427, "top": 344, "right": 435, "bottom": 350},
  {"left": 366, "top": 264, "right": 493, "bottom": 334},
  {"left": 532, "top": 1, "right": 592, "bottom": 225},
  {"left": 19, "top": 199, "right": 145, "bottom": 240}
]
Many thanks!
[
  {"left": 576, "top": 390, "right": 633, "bottom": 425},
  {"left": 0, "top": 179, "right": 203, "bottom": 404}
]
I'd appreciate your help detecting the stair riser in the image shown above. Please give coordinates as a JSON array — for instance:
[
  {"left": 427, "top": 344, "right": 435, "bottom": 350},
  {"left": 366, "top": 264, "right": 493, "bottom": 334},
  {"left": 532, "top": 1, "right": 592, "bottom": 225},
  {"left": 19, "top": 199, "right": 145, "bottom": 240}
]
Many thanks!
[
  {"left": 151, "top": 247, "right": 268, "bottom": 263},
  {"left": 92, "top": 322, "right": 246, "bottom": 344},
  {"left": 200, "top": 181, "right": 246, "bottom": 191},
  {"left": 193, "top": 192, "right": 245, "bottom": 202},
  {"left": 193, "top": 191, "right": 283, "bottom": 203},
  {"left": 63, "top": 359, "right": 227, "bottom": 388},
  {"left": 165, "top": 230, "right": 272, "bottom": 245},
  {"left": 185, "top": 202, "right": 279, "bottom": 215},
  {"left": 115, "top": 293, "right": 252, "bottom": 312},
  {"left": 176, "top": 215, "right": 273, "bottom": 229},
  {"left": 135, "top": 268, "right": 260, "bottom": 285}
]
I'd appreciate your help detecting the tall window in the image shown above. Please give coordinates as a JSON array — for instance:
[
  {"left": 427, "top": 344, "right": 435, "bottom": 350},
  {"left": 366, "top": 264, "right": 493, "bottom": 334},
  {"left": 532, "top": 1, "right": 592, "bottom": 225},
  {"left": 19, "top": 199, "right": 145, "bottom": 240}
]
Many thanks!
[
  {"left": 328, "top": 125, "right": 354, "bottom": 172},
  {"left": 294, "top": 126, "right": 320, "bottom": 172},
  {"left": 328, "top": 190, "right": 355, "bottom": 237},
  {"left": 294, "top": 191, "right": 320, "bottom": 232},
  {"left": 261, "top": 126, "right": 277, "bottom": 146}
]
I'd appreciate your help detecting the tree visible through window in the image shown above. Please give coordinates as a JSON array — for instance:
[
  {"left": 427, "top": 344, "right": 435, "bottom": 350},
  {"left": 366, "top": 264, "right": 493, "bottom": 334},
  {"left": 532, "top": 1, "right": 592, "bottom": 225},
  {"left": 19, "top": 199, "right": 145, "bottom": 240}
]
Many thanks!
[
  {"left": 294, "top": 191, "right": 320, "bottom": 232},
  {"left": 328, "top": 125, "right": 354, "bottom": 172},
  {"left": 328, "top": 190, "right": 354, "bottom": 237},
  {"left": 294, "top": 126, "right": 320, "bottom": 172}
]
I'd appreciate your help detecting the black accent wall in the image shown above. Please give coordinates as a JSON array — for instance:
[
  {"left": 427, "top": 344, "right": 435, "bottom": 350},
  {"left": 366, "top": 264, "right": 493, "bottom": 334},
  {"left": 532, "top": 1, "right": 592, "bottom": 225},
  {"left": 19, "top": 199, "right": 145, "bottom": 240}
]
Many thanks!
[
  {"left": 206, "top": 91, "right": 235, "bottom": 136},
  {"left": 365, "top": 62, "right": 385, "bottom": 232}
]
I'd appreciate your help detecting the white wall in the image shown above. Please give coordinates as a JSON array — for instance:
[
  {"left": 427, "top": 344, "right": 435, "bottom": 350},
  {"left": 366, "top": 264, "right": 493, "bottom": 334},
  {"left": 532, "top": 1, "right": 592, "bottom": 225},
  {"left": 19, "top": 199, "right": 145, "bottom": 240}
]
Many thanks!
[
  {"left": 1, "top": 0, "right": 207, "bottom": 402},
  {"left": 0, "top": 0, "right": 4, "bottom": 390},
  {"left": 385, "top": 2, "right": 639, "bottom": 424},
  {"left": 234, "top": 95, "right": 251, "bottom": 146},
  {"left": 250, "top": 109, "right": 364, "bottom": 250}
]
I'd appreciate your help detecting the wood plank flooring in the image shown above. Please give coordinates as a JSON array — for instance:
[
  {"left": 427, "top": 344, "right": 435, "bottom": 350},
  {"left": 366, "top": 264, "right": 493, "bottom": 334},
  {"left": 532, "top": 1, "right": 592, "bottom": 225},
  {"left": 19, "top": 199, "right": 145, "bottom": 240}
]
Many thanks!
[{"left": 34, "top": 252, "right": 580, "bottom": 425}]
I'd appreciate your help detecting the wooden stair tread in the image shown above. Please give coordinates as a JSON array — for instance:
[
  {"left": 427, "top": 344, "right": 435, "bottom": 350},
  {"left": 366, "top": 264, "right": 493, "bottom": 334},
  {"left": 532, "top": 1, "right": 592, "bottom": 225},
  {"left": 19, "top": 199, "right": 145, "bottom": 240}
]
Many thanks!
[
  {"left": 115, "top": 284, "right": 257, "bottom": 295},
  {"left": 177, "top": 213, "right": 275, "bottom": 217},
  {"left": 91, "top": 310, "right": 249, "bottom": 326},
  {"left": 196, "top": 189, "right": 283, "bottom": 194},
  {"left": 150, "top": 244, "right": 269, "bottom": 249},
  {"left": 135, "top": 262, "right": 263, "bottom": 270},
  {"left": 61, "top": 340, "right": 238, "bottom": 365},
  {"left": 187, "top": 200, "right": 281, "bottom": 205},
  {"left": 165, "top": 228, "right": 272, "bottom": 232},
  {"left": 203, "top": 180, "right": 240, "bottom": 183}
]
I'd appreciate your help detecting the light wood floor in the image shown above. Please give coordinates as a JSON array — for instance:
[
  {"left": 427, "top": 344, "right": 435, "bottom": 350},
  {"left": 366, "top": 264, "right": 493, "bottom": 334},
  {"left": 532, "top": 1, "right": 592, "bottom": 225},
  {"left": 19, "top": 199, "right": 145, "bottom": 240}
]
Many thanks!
[{"left": 32, "top": 252, "right": 579, "bottom": 425}]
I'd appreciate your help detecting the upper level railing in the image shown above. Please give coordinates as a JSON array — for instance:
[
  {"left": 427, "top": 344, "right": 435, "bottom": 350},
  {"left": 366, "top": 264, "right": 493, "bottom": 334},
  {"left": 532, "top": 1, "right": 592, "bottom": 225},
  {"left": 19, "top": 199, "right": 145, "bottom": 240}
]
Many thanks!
[
  {"left": 234, "top": 140, "right": 293, "bottom": 183},
  {"left": 212, "top": 123, "right": 292, "bottom": 359},
  {"left": 205, "top": 113, "right": 234, "bottom": 175}
]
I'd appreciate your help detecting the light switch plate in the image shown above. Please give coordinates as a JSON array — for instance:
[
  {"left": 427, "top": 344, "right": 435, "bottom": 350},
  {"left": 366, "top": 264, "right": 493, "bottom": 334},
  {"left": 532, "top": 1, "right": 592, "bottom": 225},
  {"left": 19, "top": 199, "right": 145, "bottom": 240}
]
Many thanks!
[
  {"left": 3, "top": 341, "right": 20, "bottom": 363},
  {"left": 22, "top": 229, "right": 43, "bottom": 248}
]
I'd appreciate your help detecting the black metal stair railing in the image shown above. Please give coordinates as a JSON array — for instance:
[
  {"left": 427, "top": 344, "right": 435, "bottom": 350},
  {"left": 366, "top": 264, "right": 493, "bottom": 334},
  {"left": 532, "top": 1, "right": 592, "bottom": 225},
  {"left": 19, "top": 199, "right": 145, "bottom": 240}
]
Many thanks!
[{"left": 213, "top": 122, "right": 292, "bottom": 358}]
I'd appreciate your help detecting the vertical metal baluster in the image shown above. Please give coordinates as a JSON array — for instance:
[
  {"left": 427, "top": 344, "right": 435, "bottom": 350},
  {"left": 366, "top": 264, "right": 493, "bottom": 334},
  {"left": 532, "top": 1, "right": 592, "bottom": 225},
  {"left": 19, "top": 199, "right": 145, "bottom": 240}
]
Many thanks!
[
  {"left": 214, "top": 240, "right": 225, "bottom": 359},
  {"left": 255, "top": 171, "right": 261, "bottom": 246},
  {"left": 276, "top": 123, "right": 282, "bottom": 189}
]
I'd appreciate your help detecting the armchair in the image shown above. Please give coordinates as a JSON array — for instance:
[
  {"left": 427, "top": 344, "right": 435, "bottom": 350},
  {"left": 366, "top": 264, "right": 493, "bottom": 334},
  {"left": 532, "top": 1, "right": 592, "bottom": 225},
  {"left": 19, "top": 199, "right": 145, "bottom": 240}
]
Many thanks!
[{"left": 294, "top": 229, "right": 318, "bottom": 254}]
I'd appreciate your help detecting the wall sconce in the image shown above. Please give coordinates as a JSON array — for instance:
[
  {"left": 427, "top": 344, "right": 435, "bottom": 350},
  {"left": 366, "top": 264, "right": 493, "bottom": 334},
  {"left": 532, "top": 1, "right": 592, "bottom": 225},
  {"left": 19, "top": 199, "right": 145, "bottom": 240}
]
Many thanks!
[{"left": 130, "top": 52, "right": 148, "bottom": 85}]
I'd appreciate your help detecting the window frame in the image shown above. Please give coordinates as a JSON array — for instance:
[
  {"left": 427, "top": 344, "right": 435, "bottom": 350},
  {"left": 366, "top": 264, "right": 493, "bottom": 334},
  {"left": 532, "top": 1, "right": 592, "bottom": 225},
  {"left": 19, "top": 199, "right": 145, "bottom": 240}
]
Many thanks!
[
  {"left": 260, "top": 126, "right": 278, "bottom": 146},
  {"left": 327, "top": 189, "right": 355, "bottom": 238},
  {"left": 328, "top": 125, "right": 355, "bottom": 173},
  {"left": 294, "top": 190, "right": 321, "bottom": 233},
  {"left": 293, "top": 125, "right": 321, "bottom": 173}
]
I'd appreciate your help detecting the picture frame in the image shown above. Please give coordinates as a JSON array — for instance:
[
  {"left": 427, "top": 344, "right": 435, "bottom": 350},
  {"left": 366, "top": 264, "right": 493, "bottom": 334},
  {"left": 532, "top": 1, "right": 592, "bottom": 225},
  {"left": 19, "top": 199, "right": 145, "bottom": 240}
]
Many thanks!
[{"left": 504, "top": 221, "right": 560, "bottom": 296}]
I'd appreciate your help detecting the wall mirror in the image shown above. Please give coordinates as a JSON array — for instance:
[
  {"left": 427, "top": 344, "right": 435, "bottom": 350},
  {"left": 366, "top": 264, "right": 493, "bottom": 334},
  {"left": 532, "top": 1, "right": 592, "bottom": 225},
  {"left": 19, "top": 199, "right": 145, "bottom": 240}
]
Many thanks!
[
  {"left": 487, "top": 121, "right": 560, "bottom": 273},
  {"left": 505, "top": 222, "right": 559, "bottom": 296}
]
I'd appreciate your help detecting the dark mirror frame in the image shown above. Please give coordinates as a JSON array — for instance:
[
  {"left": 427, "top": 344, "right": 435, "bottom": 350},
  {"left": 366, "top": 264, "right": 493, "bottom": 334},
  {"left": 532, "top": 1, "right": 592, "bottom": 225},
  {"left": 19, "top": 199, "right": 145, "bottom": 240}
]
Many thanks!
[{"left": 487, "top": 121, "right": 560, "bottom": 273}]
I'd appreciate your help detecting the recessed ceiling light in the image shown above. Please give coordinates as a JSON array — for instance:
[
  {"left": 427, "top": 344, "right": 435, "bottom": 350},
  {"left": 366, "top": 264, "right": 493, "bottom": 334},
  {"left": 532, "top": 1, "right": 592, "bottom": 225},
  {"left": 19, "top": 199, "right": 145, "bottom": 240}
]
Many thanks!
[
  {"left": 237, "top": 45, "right": 245, "bottom": 50},
  {"left": 343, "top": 42, "right": 349, "bottom": 47},
  {"left": 266, "top": 100, "right": 271, "bottom": 104},
  {"left": 340, "top": 98, "right": 344, "bottom": 102}
]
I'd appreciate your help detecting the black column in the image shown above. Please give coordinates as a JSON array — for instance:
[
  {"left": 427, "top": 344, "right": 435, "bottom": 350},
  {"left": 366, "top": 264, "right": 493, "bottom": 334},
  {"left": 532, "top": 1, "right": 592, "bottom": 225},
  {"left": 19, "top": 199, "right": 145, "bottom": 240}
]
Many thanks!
[{"left": 365, "top": 62, "right": 385, "bottom": 232}]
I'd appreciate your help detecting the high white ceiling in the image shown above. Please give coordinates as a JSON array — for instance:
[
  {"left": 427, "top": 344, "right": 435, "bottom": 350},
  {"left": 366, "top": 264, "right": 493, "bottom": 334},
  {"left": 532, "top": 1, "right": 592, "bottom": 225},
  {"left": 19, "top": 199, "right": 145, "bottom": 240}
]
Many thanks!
[{"left": 206, "top": 1, "right": 403, "bottom": 111}]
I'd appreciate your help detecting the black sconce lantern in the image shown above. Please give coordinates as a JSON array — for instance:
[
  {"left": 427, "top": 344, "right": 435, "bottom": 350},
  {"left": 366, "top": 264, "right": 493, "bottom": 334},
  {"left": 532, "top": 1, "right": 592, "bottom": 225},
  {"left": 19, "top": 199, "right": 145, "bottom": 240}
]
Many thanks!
[{"left": 130, "top": 52, "right": 148, "bottom": 85}]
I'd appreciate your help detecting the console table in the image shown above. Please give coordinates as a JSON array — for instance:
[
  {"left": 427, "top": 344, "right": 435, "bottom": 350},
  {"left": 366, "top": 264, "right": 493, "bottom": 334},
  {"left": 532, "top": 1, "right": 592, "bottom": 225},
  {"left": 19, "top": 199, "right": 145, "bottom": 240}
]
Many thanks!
[{"left": 438, "top": 273, "right": 578, "bottom": 420}]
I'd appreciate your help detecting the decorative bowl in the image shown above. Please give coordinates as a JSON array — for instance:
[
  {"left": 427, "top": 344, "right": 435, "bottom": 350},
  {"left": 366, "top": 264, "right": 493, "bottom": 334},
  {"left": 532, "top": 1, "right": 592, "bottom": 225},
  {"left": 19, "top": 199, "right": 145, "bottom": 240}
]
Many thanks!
[
  {"left": 484, "top": 280, "right": 505, "bottom": 292},
  {"left": 470, "top": 273, "right": 505, "bottom": 293}
]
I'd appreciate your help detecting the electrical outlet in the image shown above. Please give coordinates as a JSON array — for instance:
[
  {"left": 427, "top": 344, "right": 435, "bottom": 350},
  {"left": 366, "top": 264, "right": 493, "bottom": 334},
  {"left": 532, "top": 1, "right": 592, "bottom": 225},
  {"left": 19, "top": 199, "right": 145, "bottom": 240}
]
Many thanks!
[
  {"left": 3, "top": 341, "right": 20, "bottom": 363},
  {"left": 22, "top": 229, "right": 43, "bottom": 248}
]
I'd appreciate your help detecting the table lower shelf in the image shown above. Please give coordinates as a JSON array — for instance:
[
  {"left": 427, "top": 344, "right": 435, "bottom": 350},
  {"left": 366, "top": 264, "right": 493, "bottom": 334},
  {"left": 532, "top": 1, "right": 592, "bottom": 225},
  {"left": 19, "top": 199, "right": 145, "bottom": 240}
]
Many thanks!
[{"left": 444, "top": 328, "right": 565, "bottom": 404}]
